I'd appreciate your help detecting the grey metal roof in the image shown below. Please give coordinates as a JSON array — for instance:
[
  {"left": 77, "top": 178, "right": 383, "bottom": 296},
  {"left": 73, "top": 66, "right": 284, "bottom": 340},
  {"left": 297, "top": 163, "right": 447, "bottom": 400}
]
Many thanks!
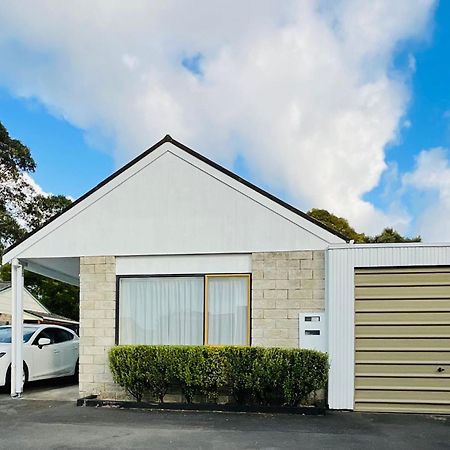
[{"left": 24, "top": 309, "right": 78, "bottom": 324}]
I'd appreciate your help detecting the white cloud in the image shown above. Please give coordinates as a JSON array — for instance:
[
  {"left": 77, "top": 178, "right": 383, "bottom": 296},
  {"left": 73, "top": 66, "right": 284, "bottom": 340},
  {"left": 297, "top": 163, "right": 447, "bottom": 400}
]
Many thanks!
[
  {"left": 408, "top": 54, "right": 417, "bottom": 72},
  {"left": 403, "top": 148, "right": 450, "bottom": 241},
  {"left": 22, "top": 174, "right": 49, "bottom": 197},
  {"left": 0, "top": 0, "right": 436, "bottom": 235},
  {"left": 1, "top": 173, "right": 50, "bottom": 230}
]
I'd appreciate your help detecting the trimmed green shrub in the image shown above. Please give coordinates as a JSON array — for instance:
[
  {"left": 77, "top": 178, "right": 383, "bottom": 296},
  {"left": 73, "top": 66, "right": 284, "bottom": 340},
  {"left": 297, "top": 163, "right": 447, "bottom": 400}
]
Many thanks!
[
  {"left": 252, "top": 347, "right": 289, "bottom": 405},
  {"left": 171, "top": 346, "right": 204, "bottom": 403},
  {"left": 109, "top": 345, "right": 329, "bottom": 406},
  {"left": 283, "top": 349, "right": 329, "bottom": 406},
  {"left": 109, "top": 345, "right": 150, "bottom": 402},
  {"left": 221, "top": 346, "right": 260, "bottom": 404},
  {"left": 141, "top": 346, "right": 178, "bottom": 403},
  {"left": 197, "top": 346, "right": 227, "bottom": 402}
]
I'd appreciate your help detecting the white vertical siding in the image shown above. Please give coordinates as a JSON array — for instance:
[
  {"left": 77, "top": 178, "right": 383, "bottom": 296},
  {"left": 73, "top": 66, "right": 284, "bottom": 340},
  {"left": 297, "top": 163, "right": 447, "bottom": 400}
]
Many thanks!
[{"left": 327, "top": 243, "right": 450, "bottom": 410}]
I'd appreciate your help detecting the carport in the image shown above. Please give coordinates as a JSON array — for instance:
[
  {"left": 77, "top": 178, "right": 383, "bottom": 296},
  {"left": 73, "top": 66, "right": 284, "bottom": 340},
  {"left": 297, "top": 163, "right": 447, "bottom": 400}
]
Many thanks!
[{"left": 6, "top": 256, "right": 79, "bottom": 397}]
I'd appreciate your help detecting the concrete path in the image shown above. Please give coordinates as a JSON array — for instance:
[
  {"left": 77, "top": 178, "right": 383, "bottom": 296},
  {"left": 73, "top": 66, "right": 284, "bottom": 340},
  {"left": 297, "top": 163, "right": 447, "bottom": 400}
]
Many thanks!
[
  {"left": 0, "top": 397, "right": 448, "bottom": 450},
  {"left": 0, "top": 377, "right": 78, "bottom": 402}
]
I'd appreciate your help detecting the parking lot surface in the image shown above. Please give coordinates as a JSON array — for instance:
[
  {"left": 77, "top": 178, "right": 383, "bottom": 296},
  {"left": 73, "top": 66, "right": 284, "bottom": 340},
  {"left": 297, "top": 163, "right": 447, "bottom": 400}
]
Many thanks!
[{"left": 0, "top": 394, "right": 449, "bottom": 450}]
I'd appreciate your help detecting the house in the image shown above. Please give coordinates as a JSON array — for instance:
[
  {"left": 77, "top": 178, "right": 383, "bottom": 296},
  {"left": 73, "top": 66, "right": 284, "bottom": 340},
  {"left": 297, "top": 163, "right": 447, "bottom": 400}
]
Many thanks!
[
  {"left": 2, "top": 135, "right": 450, "bottom": 414},
  {"left": 0, "top": 282, "right": 78, "bottom": 331},
  {"left": 0, "top": 282, "right": 48, "bottom": 324}
]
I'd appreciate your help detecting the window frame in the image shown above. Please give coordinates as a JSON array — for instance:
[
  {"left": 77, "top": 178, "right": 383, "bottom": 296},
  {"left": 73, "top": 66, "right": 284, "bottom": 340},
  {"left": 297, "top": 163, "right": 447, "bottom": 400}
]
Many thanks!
[
  {"left": 116, "top": 273, "right": 251, "bottom": 346},
  {"left": 203, "top": 274, "right": 251, "bottom": 346}
]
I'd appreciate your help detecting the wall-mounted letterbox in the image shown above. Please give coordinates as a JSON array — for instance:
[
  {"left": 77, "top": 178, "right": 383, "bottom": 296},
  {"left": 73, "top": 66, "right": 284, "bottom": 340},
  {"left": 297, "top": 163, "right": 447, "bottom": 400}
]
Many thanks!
[{"left": 299, "top": 312, "right": 327, "bottom": 353}]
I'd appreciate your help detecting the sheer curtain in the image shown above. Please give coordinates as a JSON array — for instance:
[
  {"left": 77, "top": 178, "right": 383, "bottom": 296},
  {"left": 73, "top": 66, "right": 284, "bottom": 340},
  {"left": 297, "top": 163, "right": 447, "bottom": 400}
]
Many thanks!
[
  {"left": 119, "top": 277, "right": 203, "bottom": 345},
  {"left": 207, "top": 276, "right": 248, "bottom": 345}
]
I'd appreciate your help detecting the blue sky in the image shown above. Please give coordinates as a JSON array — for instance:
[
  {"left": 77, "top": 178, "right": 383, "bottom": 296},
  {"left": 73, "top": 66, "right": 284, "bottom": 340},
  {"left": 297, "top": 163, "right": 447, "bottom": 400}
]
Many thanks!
[
  {"left": 0, "top": 1, "right": 448, "bottom": 240},
  {"left": 0, "top": 87, "right": 114, "bottom": 198},
  {"left": 363, "top": 0, "right": 450, "bottom": 228}
]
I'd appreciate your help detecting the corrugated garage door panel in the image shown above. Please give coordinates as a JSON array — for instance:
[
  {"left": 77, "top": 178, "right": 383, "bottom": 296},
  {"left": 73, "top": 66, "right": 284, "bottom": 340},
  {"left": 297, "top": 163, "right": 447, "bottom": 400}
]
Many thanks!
[{"left": 354, "top": 266, "right": 450, "bottom": 414}]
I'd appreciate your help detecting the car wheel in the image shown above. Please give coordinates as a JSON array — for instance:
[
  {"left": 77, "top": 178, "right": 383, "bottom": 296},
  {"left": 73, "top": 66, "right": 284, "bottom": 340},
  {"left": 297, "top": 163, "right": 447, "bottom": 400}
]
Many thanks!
[
  {"left": 72, "top": 359, "right": 79, "bottom": 382},
  {"left": 5, "top": 363, "right": 29, "bottom": 392}
]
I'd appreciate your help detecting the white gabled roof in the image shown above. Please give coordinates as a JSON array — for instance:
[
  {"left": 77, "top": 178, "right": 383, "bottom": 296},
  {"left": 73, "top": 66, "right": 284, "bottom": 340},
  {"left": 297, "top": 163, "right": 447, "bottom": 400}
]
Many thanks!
[{"left": 3, "top": 136, "right": 345, "bottom": 264}]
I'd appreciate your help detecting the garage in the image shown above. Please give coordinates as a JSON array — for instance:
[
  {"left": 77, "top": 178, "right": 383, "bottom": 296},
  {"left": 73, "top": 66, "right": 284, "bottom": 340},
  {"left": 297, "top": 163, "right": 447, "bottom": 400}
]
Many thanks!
[
  {"left": 327, "top": 243, "right": 450, "bottom": 412},
  {"left": 354, "top": 266, "right": 450, "bottom": 414}
]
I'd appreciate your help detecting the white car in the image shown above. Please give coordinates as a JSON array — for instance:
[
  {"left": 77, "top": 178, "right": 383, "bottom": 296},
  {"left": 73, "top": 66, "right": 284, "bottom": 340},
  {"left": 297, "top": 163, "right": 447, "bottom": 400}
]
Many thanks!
[{"left": 0, "top": 324, "right": 79, "bottom": 389}]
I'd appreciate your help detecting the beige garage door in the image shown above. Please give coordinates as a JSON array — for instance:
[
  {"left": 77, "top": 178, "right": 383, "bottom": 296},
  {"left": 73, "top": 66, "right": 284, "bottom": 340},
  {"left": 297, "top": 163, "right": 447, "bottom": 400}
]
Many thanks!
[{"left": 355, "top": 267, "right": 450, "bottom": 414}]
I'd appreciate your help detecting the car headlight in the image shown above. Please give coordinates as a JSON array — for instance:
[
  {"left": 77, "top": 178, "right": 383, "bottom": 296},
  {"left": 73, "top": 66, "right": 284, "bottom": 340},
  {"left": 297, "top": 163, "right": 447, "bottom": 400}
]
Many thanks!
[{"left": 0, "top": 352, "right": 5, "bottom": 358}]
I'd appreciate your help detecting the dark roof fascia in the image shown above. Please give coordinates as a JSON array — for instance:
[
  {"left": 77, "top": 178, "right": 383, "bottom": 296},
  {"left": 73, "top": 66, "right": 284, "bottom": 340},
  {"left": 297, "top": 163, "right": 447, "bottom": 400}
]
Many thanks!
[
  {"left": 24, "top": 309, "right": 78, "bottom": 324},
  {"left": 0, "top": 282, "right": 11, "bottom": 292},
  {"left": 4, "top": 135, "right": 348, "bottom": 255}
]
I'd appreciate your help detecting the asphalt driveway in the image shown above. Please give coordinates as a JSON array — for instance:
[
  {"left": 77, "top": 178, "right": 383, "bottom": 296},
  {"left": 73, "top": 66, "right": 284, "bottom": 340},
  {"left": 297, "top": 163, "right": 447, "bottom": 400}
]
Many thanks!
[{"left": 0, "top": 397, "right": 448, "bottom": 450}]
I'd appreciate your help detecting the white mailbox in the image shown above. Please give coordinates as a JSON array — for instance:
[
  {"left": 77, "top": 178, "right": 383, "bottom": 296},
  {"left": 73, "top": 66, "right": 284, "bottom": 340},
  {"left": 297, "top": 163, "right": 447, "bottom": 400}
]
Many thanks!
[{"left": 299, "top": 312, "right": 327, "bottom": 352}]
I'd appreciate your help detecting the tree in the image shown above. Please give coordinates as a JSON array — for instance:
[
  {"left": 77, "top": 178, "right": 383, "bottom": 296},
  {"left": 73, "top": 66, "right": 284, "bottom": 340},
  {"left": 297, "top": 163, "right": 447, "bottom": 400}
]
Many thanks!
[
  {"left": 365, "top": 227, "right": 421, "bottom": 243},
  {"left": 0, "top": 121, "right": 36, "bottom": 252},
  {"left": 307, "top": 208, "right": 366, "bottom": 242},
  {"left": 24, "top": 194, "right": 72, "bottom": 231},
  {"left": 0, "top": 121, "right": 79, "bottom": 320},
  {"left": 307, "top": 208, "right": 421, "bottom": 243}
]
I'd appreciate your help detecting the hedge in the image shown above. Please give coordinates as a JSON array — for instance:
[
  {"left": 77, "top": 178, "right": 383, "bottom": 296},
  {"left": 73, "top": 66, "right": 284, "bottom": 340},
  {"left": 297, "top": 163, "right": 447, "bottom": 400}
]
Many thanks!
[{"left": 109, "top": 345, "right": 329, "bottom": 406}]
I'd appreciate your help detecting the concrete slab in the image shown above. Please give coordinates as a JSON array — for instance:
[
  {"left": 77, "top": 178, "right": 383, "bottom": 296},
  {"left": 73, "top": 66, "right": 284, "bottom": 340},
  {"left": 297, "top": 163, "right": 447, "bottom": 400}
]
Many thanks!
[
  {"left": 22, "top": 383, "right": 79, "bottom": 402},
  {"left": 0, "top": 377, "right": 78, "bottom": 402}
]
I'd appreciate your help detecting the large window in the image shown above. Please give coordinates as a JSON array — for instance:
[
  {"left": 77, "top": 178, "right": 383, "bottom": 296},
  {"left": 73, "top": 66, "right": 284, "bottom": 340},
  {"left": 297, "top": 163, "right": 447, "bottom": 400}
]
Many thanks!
[{"left": 118, "top": 274, "right": 250, "bottom": 346}]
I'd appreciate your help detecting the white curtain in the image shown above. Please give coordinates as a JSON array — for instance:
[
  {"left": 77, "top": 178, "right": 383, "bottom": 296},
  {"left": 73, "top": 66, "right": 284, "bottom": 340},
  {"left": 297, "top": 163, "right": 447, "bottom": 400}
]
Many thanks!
[
  {"left": 119, "top": 277, "right": 203, "bottom": 345},
  {"left": 207, "top": 276, "right": 248, "bottom": 345}
]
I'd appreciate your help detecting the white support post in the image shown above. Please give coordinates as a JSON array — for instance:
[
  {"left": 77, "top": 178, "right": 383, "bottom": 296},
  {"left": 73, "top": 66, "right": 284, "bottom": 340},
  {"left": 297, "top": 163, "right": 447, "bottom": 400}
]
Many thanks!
[{"left": 11, "top": 258, "right": 24, "bottom": 398}]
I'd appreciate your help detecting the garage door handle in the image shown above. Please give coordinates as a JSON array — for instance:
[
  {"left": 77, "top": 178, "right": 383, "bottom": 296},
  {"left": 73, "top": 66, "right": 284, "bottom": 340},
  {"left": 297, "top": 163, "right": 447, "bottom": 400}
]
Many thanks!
[
  {"left": 437, "top": 367, "right": 445, "bottom": 373},
  {"left": 53, "top": 350, "right": 60, "bottom": 354}
]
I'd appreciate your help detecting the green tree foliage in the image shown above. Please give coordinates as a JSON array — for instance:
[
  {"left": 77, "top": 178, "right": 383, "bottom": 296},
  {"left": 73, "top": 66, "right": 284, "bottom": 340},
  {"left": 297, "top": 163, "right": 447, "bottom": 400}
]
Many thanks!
[
  {"left": 365, "top": 227, "right": 421, "bottom": 243},
  {"left": 0, "top": 121, "right": 79, "bottom": 320},
  {"left": 24, "top": 194, "right": 72, "bottom": 231},
  {"left": 308, "top": 208, "right": 421, "bottom": 243},
  {"left": 0, "top": 121, "right": 36, "bottom": 251},
  {"left": 308, "top": 208, "right": 366, "bottom": 242}
]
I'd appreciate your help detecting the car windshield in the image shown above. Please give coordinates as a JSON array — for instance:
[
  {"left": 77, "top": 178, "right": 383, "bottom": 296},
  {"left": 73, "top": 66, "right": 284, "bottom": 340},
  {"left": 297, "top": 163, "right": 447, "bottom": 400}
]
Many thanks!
[{"left": 0, "top": 326, "right": 37, "bottom": 343}]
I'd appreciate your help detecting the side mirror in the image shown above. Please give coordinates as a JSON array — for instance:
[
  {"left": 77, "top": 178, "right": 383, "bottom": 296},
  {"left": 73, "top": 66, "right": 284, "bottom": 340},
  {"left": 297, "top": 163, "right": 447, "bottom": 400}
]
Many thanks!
[{"left": 37, "top": 337, "right": 51, "bottom": 348}]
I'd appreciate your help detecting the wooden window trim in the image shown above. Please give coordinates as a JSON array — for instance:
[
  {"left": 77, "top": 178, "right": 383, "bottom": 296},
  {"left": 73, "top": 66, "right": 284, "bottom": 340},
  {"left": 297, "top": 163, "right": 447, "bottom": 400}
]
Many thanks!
[{"left": 204, "top": 274, "right": 251, "bottom": 346}]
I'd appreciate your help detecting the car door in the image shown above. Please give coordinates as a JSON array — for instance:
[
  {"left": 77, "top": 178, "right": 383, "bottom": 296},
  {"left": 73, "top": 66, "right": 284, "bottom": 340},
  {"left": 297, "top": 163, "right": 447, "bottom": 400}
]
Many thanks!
[
  {"left": 52, "top": 328, "right": 78, "bottom": 375},
  {"left": 31, "top": 328, "right": 61, "bottom": 379}
]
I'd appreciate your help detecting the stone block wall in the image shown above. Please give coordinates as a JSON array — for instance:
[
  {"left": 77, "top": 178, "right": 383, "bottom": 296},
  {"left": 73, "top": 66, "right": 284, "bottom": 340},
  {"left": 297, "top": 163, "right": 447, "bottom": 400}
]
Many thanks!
[
  {"left": 0, "top": 313, "right": 11, "bottom": 325},
  {"left": 251, "top": 251, "right": 325, "bottom": 347},
  {"left": 78, "top": 251, "right": 325, "bottom": 399},
  {"left": 79, "top": 256, "right": 124, "bottom": 398}
]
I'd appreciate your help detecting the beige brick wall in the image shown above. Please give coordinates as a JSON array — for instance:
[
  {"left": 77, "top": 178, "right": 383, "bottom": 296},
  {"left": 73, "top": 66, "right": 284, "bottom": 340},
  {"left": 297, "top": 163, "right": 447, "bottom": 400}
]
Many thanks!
[
  {"left": 79, "top": 256, "right": 125, "bottom": 399},
  {"left": 78, "top": 251, "right": 325, "bottom": 399},
  {"left": 0, "top": 313, "right": 11, "bottom": 324},
  {"left": 251, "top": 251, "right": 325, "bottom": 348}
]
